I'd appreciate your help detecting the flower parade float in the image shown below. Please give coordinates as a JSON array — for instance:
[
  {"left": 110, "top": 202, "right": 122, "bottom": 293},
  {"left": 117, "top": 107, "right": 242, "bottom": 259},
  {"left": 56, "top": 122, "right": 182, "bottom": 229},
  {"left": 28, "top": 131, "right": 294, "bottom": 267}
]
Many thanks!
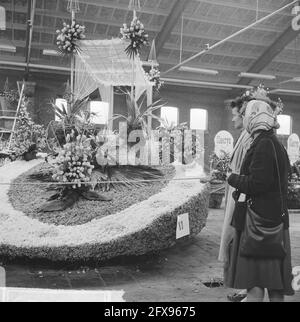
[
  {"left": 0, "top": 11, "right": 209, "bottom": 263},
  {"left": 0, "top": 89, "right": 209, "bottom": 263}
]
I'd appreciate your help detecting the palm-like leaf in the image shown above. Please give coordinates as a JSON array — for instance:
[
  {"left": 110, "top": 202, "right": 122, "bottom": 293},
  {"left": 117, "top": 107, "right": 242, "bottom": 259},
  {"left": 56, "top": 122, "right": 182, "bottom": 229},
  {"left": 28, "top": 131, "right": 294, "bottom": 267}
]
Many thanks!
[
  {"left": 111, "top": 90, "right": 166, "bottom": 136},
  {"left": 93, "top": 165, "right": 167, "bottom": 192}
]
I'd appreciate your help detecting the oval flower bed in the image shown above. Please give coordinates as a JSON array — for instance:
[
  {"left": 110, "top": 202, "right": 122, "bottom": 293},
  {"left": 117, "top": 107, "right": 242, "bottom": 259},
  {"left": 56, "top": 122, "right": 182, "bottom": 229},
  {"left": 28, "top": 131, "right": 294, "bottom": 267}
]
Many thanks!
[{"left": 0, "top": 160, "right": 209, "bottom": 263}]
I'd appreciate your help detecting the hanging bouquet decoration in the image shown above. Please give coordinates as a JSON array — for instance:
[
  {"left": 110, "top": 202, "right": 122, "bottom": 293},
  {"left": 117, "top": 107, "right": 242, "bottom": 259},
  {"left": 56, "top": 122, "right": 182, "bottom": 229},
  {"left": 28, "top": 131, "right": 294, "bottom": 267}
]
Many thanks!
[
  {"left": 146, "top": 67, "right": 164, "bottom": 91},
  {"left": 56, "top": 20, "right": 86, "bottom": 56},
  {"left": 120, "top": 17, "right": 149, "bottom": 58}
]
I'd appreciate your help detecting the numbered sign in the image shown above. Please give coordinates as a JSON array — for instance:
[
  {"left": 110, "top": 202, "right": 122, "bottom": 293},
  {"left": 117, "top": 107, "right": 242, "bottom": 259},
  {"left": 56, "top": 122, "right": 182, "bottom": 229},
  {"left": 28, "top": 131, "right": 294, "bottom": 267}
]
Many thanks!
[
  {"left": 288, "top": 134, "right": 300, "bottom": 165},
  {"left": 176, "top": 213, "right": 190, "bottom": 239},
  {"left": 214, "top": 131, "right": 234, "bottom": 157}
]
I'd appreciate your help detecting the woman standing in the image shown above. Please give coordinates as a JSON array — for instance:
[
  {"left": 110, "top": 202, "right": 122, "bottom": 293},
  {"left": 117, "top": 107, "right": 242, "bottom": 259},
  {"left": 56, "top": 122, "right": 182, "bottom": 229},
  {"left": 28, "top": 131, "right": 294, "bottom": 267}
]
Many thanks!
[
  {"left": 219, "top": 99, "right": 252, "bottom": 267},
  {"left": 226, "top": 99, "right": 294, "bottom": 302}
]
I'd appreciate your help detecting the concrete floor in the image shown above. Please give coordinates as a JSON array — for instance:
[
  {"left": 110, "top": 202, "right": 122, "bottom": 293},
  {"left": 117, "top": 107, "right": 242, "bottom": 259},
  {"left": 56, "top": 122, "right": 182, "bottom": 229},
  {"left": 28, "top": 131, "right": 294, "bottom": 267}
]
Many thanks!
[{"left": 1, "top": 207, "right": 300, "bottom": 302}]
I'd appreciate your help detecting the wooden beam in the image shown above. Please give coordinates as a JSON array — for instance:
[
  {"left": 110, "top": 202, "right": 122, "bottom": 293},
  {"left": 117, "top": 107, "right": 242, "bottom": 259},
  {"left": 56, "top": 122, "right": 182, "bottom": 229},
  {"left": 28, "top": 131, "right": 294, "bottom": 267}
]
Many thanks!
[
  {"left": 238, "top": 25, "right": 300, "bottom": 85},
  {"left": 155, "top": 0, "right": 191, "bottom": 57}
]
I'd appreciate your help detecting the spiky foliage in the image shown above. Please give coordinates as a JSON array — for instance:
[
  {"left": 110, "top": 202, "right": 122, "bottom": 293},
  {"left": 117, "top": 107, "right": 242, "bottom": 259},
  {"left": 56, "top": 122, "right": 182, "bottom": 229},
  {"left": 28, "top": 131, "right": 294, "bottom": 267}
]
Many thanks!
[
  {"left": 46, "top": 98, "right": 93, "bottom": 148},
  {"left": 112, "top": 89, "right": 165, "bottom": 136}
]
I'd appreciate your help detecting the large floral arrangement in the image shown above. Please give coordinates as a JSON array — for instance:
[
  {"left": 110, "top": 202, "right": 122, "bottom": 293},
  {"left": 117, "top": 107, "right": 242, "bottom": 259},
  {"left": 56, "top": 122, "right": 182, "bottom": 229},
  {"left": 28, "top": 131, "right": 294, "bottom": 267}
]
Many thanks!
[
  {"left": 10, "top": 104, "right": 46, "bottom": 159},
  {"left": 56, "top": 20, "right": 86, "bottom": 55},
  {"left": 52, "top": 132, "right": 94, "bottom": 189},
  {"left": 120, "top": 17, "right": 149, "bottom": 58},
  {"left": 146, "top": 67, "right": 164, "bottom": 91}
]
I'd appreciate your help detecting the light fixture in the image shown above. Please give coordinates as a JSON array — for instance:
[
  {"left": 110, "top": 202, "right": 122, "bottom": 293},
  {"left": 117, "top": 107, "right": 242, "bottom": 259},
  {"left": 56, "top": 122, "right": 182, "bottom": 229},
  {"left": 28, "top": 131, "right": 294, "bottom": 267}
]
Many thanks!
[
  {"left": 161, "top": 77, "right": 254, "bottom": 90},
  {"left": 142, "top": 61, "right": 159, "bottom": 67},
  {"left": 43, "top": 49, "right": 60, "bottom": 56},
  {"left": 179, "top": 66, "right": 219, "bottom": 76},
  {"left": 280, "top": 77, "right": 300, "bottom": 84},
  {"left": 239, "top": 72, "right": 276, "bottom": 80},
  {"left": 0, "top": 44, "right": 16, "bottom": 53},
  {"left": 269, "top": 88, "right": 300, "bottom": 95}
]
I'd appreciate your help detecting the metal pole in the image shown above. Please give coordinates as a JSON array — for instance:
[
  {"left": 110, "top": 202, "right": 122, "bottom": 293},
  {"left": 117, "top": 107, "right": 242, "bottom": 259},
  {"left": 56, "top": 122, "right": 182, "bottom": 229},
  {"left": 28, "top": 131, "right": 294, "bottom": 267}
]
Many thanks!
[
  {"left": 162, "top": 0, "right": 299, "bottom": 76},
  {"left": 70, "top": 10, "right": 76, "bottom": 103},
  {"left": 8, "top": 82, "right": 25, "bottom": 149}
]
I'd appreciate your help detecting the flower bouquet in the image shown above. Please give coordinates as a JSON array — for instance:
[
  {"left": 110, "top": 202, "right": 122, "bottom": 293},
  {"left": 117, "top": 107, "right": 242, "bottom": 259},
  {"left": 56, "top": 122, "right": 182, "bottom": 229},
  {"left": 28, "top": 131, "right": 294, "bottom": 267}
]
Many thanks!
[
  {"left": 146, "top": 67, "right": 164, "bottom": 91},
  {"left": 209, "top": 152, "right": 231, "bottom": 209},
  {"left": 56, "top": 20, "right": 86, "bottom": 56},
  {"left": 120, "top": 17, "right": 149, "bottom": 58}
]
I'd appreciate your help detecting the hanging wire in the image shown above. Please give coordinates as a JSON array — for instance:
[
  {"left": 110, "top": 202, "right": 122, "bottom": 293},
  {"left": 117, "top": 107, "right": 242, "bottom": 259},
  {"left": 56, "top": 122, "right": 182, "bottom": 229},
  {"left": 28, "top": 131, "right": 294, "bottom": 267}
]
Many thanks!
[
  {"left": 256, "top": 0, "right": 259, "bottom": 21},
  {"left": 67, "top": 0, "right": 80, "bottom": 13},
  {"left": 12, "top": 0, "right": 15, "bottom": 43},
  {"left": 128, "top": 0, "right": 141, "bottom": 11},
  {"left": 180, "top": 14, "right": 184, "bottom": 63}
]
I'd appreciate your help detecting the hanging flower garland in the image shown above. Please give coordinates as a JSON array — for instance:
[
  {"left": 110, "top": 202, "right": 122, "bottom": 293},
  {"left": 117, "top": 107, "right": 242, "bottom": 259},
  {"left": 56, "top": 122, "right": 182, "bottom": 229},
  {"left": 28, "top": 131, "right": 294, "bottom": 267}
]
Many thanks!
[
  {"left": 120, "top": 17, "right": 149, "bottom": 58},
  {"left": 56, "top": 20, "right": 86, "bottom": 56},
  {"left": 146, "top": 67, "right": 164, "bottom": 91}
]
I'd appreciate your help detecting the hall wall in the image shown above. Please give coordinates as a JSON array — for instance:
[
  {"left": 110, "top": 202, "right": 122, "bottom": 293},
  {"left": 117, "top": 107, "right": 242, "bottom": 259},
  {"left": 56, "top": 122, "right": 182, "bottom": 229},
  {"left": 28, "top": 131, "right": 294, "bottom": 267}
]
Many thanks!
[{"left": 1, "top": 71, "right": 300, "bottom": 170}]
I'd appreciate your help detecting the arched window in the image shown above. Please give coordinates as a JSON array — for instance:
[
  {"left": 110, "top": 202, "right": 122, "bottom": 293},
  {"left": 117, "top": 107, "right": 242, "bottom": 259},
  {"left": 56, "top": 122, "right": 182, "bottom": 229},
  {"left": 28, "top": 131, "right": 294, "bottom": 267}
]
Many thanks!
[
  {"left": 89, "top": 101, "right": 109, "bottom": 125},
  {"left": 277, "top": 115, "right": 292, "bottom": 136},
  {"left": 161, "top": 106, "right": 179, "bottom": 126},
  {"left": 190, "top": 108, "right": 208, "bottom": 130},
  {"left": 55, "top": 98, "right": 68, "bottom": 122}
]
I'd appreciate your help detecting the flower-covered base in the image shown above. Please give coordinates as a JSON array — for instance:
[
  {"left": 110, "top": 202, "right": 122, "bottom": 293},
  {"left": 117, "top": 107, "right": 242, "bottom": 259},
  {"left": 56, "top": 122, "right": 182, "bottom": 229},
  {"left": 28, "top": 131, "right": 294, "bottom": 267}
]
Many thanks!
[{"left": 0, "top": 161, "right": 209, "bottom": 263}]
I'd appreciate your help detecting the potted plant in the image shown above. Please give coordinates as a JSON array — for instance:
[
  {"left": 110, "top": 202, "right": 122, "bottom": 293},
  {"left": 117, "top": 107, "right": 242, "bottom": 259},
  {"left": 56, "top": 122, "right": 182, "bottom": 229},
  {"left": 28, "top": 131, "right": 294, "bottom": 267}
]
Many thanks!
[
  {"left": 209, "top": 152, "right": 231, "bottom": 209},
  {"left": 288, "top": 161, "right": 300, "bottom": 210}
]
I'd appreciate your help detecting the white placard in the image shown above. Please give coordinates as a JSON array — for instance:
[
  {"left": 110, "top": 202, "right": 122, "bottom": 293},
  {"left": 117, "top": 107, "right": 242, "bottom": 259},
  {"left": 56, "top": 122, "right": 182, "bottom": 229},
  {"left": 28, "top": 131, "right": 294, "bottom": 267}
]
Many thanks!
[
  {"left": 214, "top": 131, "right": 234, "bottom": 157},
  {"left": 176, "top": 213, "right": 190, "bottom": 239},
  {"left": 288, "top": 134, "right": 300, "bottom": 165}
]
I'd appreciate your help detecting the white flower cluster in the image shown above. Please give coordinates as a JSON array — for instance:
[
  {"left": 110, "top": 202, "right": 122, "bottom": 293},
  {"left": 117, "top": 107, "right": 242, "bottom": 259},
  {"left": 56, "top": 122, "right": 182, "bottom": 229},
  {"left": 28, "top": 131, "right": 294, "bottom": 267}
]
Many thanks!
[
  {"left": 120, "top": 17, "right": 148, "bottom": 57},
  {"left": 56, "top": 20, "right": 86, "bottom": 55},
  {"left": 146, "top": 67, "right": 164, "bottom": 90},
  {"left": 52, "top": 135, "right": 94, "bottom": 189}
]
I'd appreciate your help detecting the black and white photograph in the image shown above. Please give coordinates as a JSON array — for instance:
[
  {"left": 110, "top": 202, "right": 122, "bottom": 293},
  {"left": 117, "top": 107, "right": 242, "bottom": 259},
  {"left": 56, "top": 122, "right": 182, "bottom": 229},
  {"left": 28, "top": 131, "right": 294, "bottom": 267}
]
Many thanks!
[{"left": 0, "top": 0, "right": 300, "bottom": 305}]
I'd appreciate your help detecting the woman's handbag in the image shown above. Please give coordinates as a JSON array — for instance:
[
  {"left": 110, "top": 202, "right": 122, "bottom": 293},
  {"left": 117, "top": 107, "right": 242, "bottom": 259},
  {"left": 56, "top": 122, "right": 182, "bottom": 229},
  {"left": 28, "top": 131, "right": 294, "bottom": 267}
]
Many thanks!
[{"left": 240, "top": 140, "right": 287, "bottom": 259}]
